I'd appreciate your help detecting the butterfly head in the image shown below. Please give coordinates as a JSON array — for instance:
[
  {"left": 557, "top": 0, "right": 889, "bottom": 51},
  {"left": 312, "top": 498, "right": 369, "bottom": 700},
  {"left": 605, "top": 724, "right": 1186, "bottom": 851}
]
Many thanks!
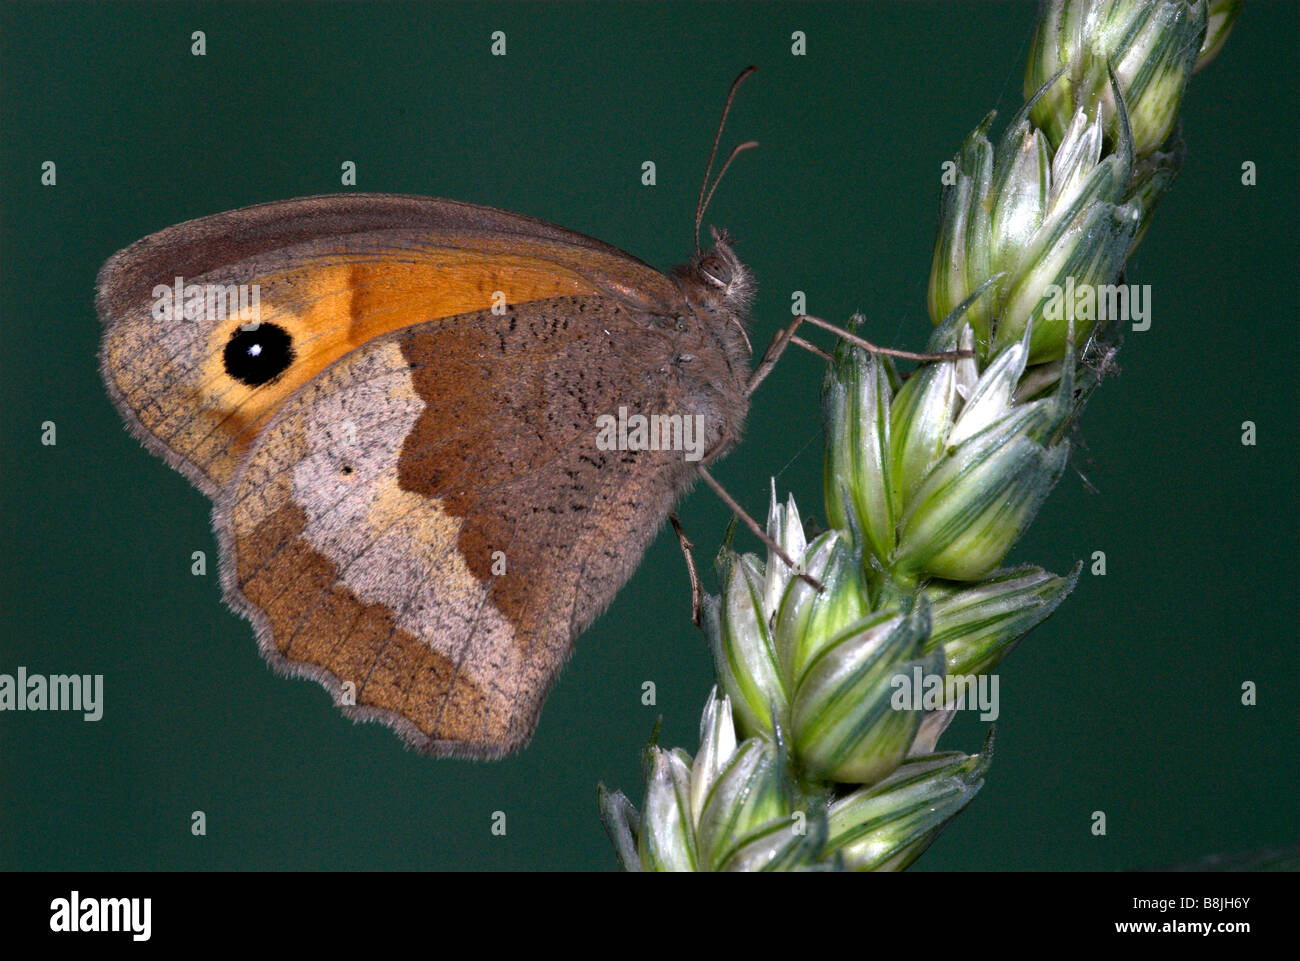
[
  {"left": 673, "top": 226, "right": 756, "bottom": 376},
  {"left": 678, "top": 225, "right": 754, "bottom": 316}
]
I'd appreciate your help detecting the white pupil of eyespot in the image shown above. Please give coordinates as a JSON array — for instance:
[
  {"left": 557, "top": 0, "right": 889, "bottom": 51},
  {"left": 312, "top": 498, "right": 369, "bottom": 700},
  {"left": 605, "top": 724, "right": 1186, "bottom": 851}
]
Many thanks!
[{"left": 247, "top": 343, "right": 262, "bottom": 357}]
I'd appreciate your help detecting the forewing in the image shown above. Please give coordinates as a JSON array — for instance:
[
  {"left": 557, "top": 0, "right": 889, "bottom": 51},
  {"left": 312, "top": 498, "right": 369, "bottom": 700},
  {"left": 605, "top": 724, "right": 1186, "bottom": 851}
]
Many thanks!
[{"left": 97, "top": 193, "right": 680, "bottom": 495}]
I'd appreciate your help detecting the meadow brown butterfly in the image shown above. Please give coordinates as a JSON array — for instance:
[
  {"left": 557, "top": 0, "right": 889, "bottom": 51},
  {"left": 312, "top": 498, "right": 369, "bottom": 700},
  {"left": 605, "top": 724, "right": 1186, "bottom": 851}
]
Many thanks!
[{"left": 97, "top": 74, "right": 762, "bottom": 759}]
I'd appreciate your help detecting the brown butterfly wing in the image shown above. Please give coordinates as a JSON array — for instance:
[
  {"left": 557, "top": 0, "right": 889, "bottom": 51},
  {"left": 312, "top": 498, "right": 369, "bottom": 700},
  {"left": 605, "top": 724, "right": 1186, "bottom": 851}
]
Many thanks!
[{"left": 98, "top": 194, "right": 751, "bottom": 757}]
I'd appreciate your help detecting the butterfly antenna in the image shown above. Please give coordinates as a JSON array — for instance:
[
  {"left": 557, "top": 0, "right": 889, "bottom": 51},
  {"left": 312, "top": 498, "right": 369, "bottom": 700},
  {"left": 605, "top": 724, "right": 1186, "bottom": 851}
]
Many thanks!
[{"left": 695, "top": 66, "right": 758, "bottom": 256}]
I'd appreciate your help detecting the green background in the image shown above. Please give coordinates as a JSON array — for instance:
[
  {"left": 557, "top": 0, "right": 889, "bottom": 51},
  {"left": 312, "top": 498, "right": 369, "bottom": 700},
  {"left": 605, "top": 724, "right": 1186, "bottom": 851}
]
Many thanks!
[{"left": 2, "top": 1, "right": 1296, "bottom": 871}]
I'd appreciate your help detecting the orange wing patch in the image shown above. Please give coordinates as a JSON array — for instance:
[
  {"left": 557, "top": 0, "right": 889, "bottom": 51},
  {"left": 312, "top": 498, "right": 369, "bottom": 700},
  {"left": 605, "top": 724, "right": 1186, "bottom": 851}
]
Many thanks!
[{"left": 191, "top": 247, "right": 609, "bottom": 461}]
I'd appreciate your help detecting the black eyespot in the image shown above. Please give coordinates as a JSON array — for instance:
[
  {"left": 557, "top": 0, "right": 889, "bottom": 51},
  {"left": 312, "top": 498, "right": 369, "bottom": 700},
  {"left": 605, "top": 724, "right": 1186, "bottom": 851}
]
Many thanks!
[
  {"left": 340, "top": 465, "right": 354, "bottom": 476},
  {"left": 223, "top": 323, "right": 294, "bottom": 386}
]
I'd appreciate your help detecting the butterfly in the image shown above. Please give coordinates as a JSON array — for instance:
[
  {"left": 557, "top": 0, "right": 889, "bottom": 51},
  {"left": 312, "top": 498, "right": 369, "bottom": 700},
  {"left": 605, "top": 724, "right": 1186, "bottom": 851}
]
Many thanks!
[{"left": 97, "top": 73, "right": 763, "bottom": 759}]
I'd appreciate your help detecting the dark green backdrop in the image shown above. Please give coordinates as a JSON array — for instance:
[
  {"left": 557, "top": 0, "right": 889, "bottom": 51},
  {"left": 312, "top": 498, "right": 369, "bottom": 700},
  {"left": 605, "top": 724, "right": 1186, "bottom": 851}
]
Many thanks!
[{"left": 2, "top": 1, "right": 1296, "bottom": 871}]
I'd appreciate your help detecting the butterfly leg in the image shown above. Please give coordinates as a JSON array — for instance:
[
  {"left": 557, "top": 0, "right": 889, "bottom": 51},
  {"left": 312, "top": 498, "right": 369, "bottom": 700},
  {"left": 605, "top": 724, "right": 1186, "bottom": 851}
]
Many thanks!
[
  {"left": 697, "top": 467, "right": 824, "bottom": 593},
  {"left": 797, "top": 314, "right": 973, "bottom": 362},
  {"left": 747, "top": 314, "right": 974, "bottom": 397},
  {"left": 668, "top": 513, "right": 704, "bottom": 627},
  {"left": 745, "top": 316, "right": 830, "bottom": 396}
]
